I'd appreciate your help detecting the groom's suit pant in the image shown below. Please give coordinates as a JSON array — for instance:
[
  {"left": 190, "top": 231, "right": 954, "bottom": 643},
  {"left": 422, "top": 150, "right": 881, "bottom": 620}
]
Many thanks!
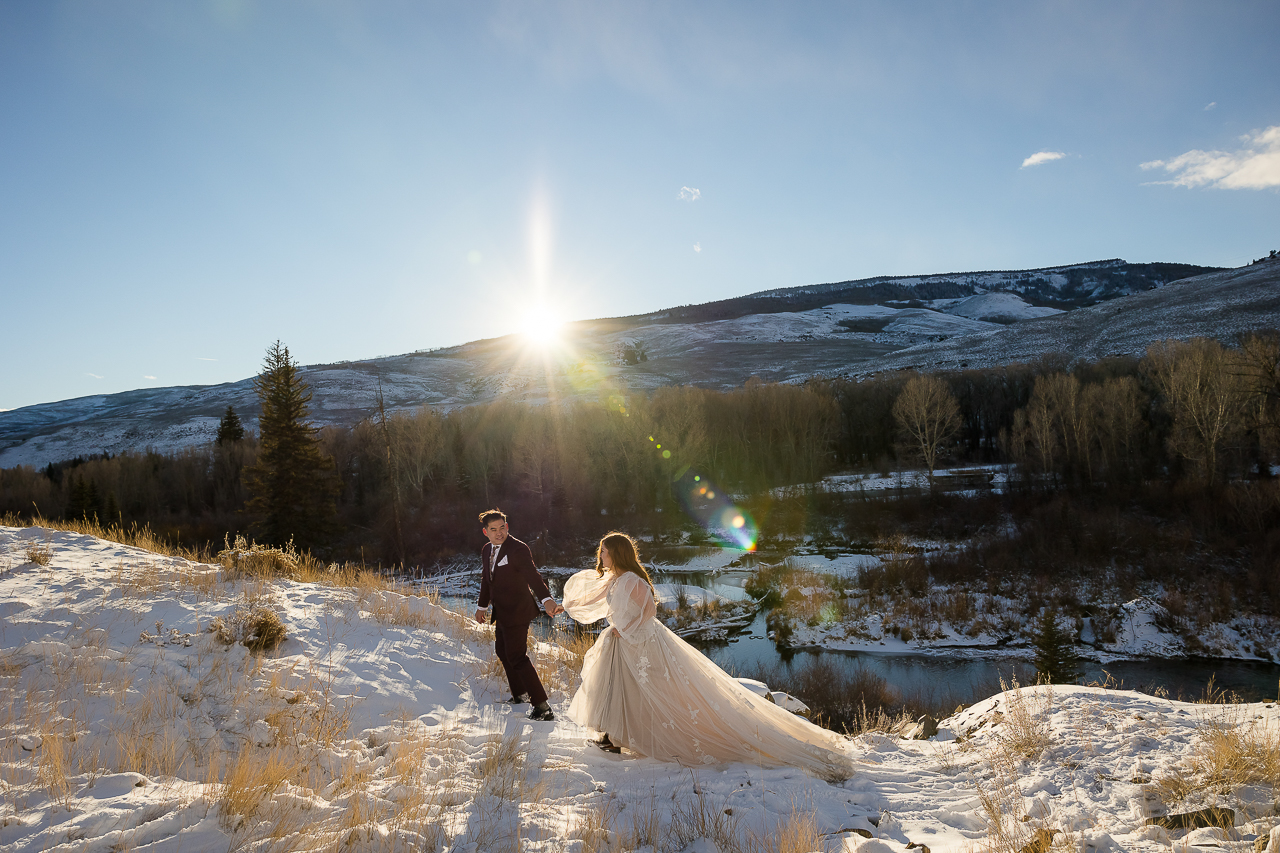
[{"left": 494, "top": 620, "right": 548, "bottom": 706}]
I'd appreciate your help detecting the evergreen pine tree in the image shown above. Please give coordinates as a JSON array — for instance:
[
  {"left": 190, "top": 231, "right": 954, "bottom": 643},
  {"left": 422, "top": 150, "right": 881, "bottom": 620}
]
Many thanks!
[
  {"left": 64, "top": 475, "right": 86, "bottom": 520},
  {"left": 1031, "top": 606, "right": 1082, "bottom": 684},
  {"left": 103, "top": 490, "right": 121, "bottom": 526},
  {"left": 84, "top": 479, "right": 102, "bottom": 522},
  {"left": 216, "top": 405, "right": 246, "bottom": 444},
  {"left": 244, "top": 341, "right": 338, "bottom": 549}
]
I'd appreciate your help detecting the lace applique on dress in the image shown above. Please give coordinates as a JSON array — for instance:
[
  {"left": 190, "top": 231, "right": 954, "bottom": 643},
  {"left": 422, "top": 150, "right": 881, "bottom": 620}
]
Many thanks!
[{"left": 635, "top": 655, "right": 652, "bottom": 685}]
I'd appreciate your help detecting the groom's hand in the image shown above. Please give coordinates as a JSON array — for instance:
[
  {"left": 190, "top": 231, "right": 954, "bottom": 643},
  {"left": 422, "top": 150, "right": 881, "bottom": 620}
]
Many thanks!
[
  {"left": 543, "top": 600, "right": 564, "bottom": 617},
  {"left": 474, "top": 609, "right": 487, "bottom": 623}
]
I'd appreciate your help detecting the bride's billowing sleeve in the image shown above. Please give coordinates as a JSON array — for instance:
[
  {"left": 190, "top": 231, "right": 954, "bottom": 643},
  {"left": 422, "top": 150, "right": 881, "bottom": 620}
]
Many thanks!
[
  {"left": 562, "top": 570, "right": 612, "bottom": 623},
  {"left": 607, "top": 572, "right": 657, "bottom": 642}
]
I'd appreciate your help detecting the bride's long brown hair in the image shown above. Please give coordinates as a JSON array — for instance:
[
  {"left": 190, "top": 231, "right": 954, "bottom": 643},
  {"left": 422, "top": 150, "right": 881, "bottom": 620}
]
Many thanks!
[{"left": 595, "top": 532, "right": 654, "bottom": 588}]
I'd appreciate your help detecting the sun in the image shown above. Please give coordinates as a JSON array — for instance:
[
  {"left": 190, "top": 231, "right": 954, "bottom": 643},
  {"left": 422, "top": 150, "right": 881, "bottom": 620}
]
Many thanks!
[{"left": 523, "top": 305, "right": 565, "bottom": 347}]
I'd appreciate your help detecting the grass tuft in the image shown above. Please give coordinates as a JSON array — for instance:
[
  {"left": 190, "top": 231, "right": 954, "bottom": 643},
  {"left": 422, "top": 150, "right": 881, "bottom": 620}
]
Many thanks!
[
  {"left": 23, "top": 539, "right": 52, "bottom": 567},
  {"left": 1155, "top": 708, "right": 1280, "bottom": 813}
]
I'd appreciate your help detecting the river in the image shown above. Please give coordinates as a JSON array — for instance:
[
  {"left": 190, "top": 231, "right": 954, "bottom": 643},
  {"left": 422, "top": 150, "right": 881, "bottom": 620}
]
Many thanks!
[
  {"left": 644, "top": 566, "right": 1280, "bottom": 704},
  {"left": 444, "top": 558, "right": 1280, "bottom": 705}
]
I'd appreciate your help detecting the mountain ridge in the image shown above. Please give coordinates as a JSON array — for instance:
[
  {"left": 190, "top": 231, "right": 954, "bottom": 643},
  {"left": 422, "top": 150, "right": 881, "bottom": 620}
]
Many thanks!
[{"left": 0, "top": 258, "right": 1268, "bottom": 469}]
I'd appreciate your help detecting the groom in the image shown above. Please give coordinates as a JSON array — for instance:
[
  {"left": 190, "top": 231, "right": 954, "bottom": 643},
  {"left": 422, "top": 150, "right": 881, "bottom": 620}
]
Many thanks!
[{"left": 474, "top": 509, "right": 563, "bottom": 721}]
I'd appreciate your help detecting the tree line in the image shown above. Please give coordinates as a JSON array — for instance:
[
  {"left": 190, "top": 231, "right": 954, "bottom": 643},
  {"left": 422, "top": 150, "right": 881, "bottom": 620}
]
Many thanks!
[{"left": 2, "top": 332, "right": 1277, "bottom": 566}]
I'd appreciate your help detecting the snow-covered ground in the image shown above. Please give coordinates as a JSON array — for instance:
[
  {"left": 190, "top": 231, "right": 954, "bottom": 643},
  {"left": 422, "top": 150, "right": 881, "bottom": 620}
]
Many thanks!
[{"left": 4, "top": 526, "right": 1280, "bottom": 853}]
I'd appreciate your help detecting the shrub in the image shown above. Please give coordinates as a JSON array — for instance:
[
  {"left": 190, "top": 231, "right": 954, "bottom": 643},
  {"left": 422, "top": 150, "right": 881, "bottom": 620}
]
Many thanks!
[
  {"left": 243, "top": 608, "right": 287, "bottom": 653},
  {"left": 208, "top": 606, "right": 288, "bottom": 652},
  {"left": 25, "top": 540, "right": 52, "bottom": 566},
  {"left": 218, "top": 535, "right": 299, "bottom": 580}
]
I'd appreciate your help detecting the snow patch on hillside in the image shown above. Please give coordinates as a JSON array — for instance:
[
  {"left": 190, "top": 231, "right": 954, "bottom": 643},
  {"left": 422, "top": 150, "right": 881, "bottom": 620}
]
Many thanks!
[{"left": 942, "top": 292, "right": 1064, "bottom": 323}]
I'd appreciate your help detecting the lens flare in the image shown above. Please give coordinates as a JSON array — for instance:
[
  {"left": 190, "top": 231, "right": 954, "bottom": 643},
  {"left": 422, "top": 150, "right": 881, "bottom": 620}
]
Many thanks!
[{"left": 671, "top": 469, "right": 758, "bottom": 550}]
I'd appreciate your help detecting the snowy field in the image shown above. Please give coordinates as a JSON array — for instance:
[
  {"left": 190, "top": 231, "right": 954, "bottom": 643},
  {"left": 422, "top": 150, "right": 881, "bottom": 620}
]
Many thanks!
[{"left": 3, "top": 525, "right": 1280, "bottom": 853}]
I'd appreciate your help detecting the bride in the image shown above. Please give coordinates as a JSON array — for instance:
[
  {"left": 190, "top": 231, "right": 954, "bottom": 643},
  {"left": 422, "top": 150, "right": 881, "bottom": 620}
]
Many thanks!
[{"left": 561, "top": 532, "right": 854, "bottom": 780}]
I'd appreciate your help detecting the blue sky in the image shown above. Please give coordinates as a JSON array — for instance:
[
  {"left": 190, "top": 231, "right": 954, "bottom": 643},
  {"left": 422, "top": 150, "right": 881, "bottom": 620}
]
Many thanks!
[{"left": 2, "top": 1, "right": 1277, "bottom": 411}]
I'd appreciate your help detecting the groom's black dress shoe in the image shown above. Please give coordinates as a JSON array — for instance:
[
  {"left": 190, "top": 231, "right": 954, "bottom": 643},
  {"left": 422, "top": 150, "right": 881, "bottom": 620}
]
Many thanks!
[
  {"left": 503, "top": 694, "right": 531, "bottom": 705},
  {"left": 527, "top": 702, "right": 555, "bottom": 721}
]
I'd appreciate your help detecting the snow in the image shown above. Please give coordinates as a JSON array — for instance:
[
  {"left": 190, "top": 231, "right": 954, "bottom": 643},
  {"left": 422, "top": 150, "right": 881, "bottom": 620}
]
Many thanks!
[
  {"left": 653, "top": 583, "right": 730, "bottom": 609},
  {"left": 941, "top": 292, "right": 1064, "bottom": 324},
  {"left": 5, "top": 526, "right": 1280, "bottom": 852}
]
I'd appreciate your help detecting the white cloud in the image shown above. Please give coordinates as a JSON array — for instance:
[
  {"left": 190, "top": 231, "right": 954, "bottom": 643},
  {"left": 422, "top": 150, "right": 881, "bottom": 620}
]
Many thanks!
[
  {"left": 86, "top": 372, "right": 103, "bottom": 379},
  {"left": 1204, "top": 102, "right": 1217, "bottom": 111},
  {"left": 144, "top": 375, "right": 157, "bottom": 380},
  {"left": 693, "top": 242, "right": 701, "bottom": 253},
  {"left": 197, "top": 357, "right": 217, "bottom": 362},
  {"left": 1141, "top": 126, "right": 1280, "bottom": 189},
  {"left": 1020, "top": 151, "right": 1066, "bottom": 169},
  {"left": 678, "top": 186, "right": 701, "bottom": 202}
]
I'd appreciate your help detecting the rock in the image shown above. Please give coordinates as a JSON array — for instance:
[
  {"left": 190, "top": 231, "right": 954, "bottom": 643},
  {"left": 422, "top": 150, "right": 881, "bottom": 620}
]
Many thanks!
[
  {"left": 1078, "top": 831, "right": 1122, "bottom": 853},
  {"left": 901, "top": 715, "right": 939, "bottom": 740},
  {"left": 770, "top": 691, "right": 811, "bottom": 717},
  {"left": 1261, "top": 824, "right": 1280, "bottom": 853},
  {"left": 1183, "top": 827, "right": 1228, "bottom": 848},
  {"left": 1130, "top": 789, "right": 1166, "bottom": 821},
  {"left": 1148, "top": 807, "right": 1235, "bottom": 830},
  {"left": 18, "top": 734, "right": 41, "bottom": 751}
]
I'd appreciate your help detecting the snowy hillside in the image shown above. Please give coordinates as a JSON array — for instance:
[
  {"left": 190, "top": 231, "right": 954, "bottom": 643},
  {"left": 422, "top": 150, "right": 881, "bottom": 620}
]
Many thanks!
[
  {"left": 1, "top": 259, "right": 1272, "bottom": 469},
  {"left": 940, "top": 292, "right": 1064, "bottom": 324},
  {"left": 866, "top": 261, "right": 1280, "bottom": 376},
  {"left": 5, "top": 525, "right": 1280, "bottom": 853}
]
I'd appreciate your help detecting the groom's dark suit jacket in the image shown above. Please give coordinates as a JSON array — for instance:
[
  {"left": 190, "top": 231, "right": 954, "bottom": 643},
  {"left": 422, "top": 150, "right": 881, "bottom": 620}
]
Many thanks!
[{"left": 478, "top": 536, "right": 552, "bottom": 626}]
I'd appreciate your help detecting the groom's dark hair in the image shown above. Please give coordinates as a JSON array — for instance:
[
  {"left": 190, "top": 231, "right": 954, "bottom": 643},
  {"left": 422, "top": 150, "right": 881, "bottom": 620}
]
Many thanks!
[{"left": 479, "top": 508, "right": 507, "bottom": 527}]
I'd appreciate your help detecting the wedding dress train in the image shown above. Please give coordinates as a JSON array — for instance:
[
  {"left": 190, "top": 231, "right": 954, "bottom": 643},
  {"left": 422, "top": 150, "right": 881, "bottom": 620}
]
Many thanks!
[{"left": 562, "top": 569, "right": 854, "bottom": 780}]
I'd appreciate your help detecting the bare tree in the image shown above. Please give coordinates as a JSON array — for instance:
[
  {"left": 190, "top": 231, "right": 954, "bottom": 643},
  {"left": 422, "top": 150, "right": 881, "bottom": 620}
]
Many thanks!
[
  {"left": 390, "top": 406, "right": 448, "bottom": 495},
  {"left": 1092, "top": 375, "right": 1148, "bottom": 482},
  {"left": 892, "top": 374, "right": 961, "bottom": 480},
  {"left": 1144, "top": 338, "right": 1246, "bottom": 483},
  {"left": 1236, "top": 330, "right": 1280, "bottom": 459}
]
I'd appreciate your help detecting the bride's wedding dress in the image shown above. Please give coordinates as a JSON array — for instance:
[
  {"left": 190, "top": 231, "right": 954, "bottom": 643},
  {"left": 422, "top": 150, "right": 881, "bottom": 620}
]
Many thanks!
[{"left": 562, "top": 569, "right": 854, "bottom": 780}]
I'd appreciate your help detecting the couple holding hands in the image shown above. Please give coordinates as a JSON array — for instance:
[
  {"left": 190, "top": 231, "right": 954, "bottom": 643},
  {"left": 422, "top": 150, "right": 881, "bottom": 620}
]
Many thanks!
[{"left": 472, "top": 509, "right": 853, "bottom": 779}]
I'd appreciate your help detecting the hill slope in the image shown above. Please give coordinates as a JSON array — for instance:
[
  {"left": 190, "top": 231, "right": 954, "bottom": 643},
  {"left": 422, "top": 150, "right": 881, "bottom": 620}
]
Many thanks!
[
  {"left": 1, "top": 259, "right": 1269, "bottom": 469},
  {"left": 2, "top": 525, "right": 1277, "bottom": 852}
]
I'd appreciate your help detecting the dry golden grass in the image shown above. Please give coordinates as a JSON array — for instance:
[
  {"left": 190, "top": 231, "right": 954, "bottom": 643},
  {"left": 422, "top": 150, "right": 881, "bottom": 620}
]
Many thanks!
[
  {"left": 667, "top": 779, "right": 744, "bottom": 853},
  {"left": 993, "top": 679, "right": 1054, "bottom": 763},
  {"left": 23, "top": 539, "right": 52, "bottom": 567},
  {"left": 970, "top": 761, "right": 1036, "bottom": 853},
  {"left": 964, "top": 683, "right": 1059, "bottom": 853},
  {"left": 572, "top": 795, "right": 622, "bottom": 852},
  {"left": 848, "top": 702, "right": 914, "bottom": 737},
  {"left": 1155, "top": 708, "right": 1280, "bottom": 812},
  {"left": 542, "top": 624, "right": 598, "bottom": 697},
  {"left": 216, "top": 741, "right": 300, "bottom": 832},
  {"left": 3, "top": 512, "right": 207, "bottom": 562},
  {"left": 746, "top": 799, "right": 822, "bottom": 853}
]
